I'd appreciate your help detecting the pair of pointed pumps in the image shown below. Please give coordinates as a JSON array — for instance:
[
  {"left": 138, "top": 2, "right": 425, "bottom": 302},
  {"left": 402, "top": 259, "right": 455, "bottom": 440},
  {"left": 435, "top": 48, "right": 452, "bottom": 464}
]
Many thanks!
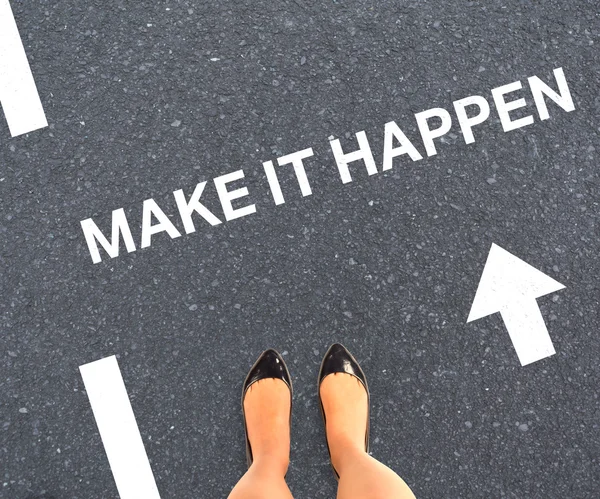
[{"left": 241, "top": 343, "right": 370, "bottom": 480}]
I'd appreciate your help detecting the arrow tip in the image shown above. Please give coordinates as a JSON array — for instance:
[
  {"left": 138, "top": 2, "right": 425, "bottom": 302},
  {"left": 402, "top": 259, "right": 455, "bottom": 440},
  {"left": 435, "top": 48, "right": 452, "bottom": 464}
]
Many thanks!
[{"left": 467, "top": 243, "right": 565, "bottom": 323}]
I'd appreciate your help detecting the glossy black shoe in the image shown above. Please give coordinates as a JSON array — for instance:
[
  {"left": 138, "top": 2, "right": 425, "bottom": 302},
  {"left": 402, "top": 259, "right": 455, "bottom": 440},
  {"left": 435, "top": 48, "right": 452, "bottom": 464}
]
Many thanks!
[
  {"left": 242, "top": 349, "right": 293, "bottom": 469},
  {"left": 317, "top": 343, "right": 370, "bottom": 480}
]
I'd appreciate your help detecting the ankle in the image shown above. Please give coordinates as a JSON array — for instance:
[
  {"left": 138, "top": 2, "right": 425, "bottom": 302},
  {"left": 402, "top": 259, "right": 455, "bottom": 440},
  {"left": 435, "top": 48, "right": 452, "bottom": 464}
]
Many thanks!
[
  {"left": 328, "top": 436, "right": 367, "bottom": 476},
  {"left": 251, "top": 451, "right": 290, "bottom": 476},
  {"left": 325, "top": 419, "right": 366, "bottom": 450}
]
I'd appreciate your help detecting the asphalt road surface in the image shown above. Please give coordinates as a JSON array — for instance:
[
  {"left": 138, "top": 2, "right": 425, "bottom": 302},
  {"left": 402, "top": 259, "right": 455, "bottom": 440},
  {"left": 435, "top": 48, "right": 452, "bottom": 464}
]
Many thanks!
[{"left": 1, "top": 0, "right": 599, "bottom": 498}]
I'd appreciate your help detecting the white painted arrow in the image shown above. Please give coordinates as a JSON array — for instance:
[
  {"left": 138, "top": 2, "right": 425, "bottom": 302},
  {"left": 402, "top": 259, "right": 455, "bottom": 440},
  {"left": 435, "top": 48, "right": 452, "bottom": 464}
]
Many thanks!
[{"left": 467, "top": 243, "right": 565, "bottom": 366}]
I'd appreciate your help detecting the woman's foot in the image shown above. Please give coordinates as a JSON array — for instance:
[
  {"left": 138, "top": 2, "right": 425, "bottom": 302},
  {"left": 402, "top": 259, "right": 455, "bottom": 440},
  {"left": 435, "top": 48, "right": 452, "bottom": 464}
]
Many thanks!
[
  {"left": 244, "top": 377, "right": 291, "bottom": 475},
  {"left": 319, "top": 372, "right": 369, "bottom": 475}
]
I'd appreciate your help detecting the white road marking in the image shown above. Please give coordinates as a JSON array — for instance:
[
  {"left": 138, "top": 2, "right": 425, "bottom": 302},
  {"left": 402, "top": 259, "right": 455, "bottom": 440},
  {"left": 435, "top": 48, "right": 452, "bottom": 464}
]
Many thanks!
[
  {"left": 79, "top": 356, "right": 161, "bottom": 498},
  {"left": 0, "top": 0, "right": 47, "bottom": 136},
  {"left": 468, "top": 243, "right": 565, "bottom": 366}
]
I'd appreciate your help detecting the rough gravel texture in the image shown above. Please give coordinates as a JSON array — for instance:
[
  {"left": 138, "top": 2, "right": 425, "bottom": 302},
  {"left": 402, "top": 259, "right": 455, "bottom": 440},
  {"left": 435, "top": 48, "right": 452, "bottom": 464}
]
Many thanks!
[{"left": 1, "top": 0, "right": 599, "bottom": 498}]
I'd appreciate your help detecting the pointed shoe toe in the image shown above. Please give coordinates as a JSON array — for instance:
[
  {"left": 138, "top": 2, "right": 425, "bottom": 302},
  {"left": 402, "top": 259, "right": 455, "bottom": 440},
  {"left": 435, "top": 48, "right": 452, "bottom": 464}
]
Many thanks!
[{"left": 318, "top": 343, "right": 368, "bottom": 389}]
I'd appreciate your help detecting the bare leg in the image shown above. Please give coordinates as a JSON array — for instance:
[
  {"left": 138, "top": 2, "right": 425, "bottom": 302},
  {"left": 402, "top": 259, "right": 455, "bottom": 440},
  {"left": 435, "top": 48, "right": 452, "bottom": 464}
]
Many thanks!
[
  {"left": 228, "top": 378, "right": 294, "bottom": 499},
  {"left": 320, "top": 373, "right": 417, "bottom": 499}
]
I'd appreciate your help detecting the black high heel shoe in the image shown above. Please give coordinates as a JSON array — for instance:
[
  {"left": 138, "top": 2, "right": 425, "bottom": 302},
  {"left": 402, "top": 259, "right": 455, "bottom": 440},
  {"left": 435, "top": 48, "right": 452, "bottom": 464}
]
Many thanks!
[
  {"left": 242, "top": 349, "right": 293, "bottom": 468},
  {"left": 317, "top": 343, "right": 370, "bottom": 480}
]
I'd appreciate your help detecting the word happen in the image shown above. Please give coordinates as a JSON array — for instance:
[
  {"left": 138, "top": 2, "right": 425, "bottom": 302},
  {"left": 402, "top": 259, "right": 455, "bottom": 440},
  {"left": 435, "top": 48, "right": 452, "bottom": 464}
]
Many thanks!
[{"left": 81, "top": 67, "right": 575, "bottom": 263}]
